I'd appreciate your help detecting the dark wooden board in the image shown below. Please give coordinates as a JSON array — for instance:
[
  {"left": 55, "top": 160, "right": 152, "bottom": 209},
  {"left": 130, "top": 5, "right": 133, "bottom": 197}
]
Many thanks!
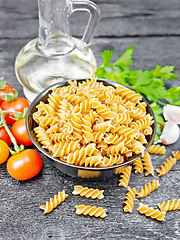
[{"left": 0, "top": 0, "right": 180, "bottom": 239}]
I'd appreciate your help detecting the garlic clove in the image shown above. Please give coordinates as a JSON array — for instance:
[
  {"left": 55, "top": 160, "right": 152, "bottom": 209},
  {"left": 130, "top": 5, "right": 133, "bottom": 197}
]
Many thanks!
[
  {"left": 158, "top": 120, "right": 180, "bottom": 145},
  {"left": 163, "top": 104, "right": 180, "bottom": 124}
]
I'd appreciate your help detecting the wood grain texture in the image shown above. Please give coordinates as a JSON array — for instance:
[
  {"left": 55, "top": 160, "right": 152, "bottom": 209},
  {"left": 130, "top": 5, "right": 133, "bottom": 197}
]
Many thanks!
[{"left": 0, "top": 0, "right": 180, "bottom": 239}]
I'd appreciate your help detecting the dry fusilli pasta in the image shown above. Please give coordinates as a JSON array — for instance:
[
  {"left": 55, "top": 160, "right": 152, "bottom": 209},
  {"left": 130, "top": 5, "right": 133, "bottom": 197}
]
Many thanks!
[
  {"left": 158, "top": 199, "right": 180, "bottom": 212},
  {"left": 138, "top": 203, "right": 166, "bottom": 221},
  {"left": 172, "top": 151, "right": 180, "bottom": 160},
  {"left": 141, "top": 152, "right": 154, "bottom": 176},
  {"left": 119, "top": 166, "right": 132, "bottom": 188},
  {"left": 156, "top": 156, "right": 177, "bottom": 176},
  {"left": 136, "top": 179, "right": 160, "bottom": 198},
  {"left": 133, "top": 157, "right": 143, "bottom": 174},
  {"left": 75, "top": 205, "right": 107, "bottom": 218},
  {"left": 33, "top": 77, "right": 154, "bottom": 168},
  {"left": 123, "top": 187, "right": 136, "bottom": 213},
  {"left": 40, "top": 190, "right": 68, "bottom": 214},
  {"left": 72, "top": 185, "right": 104, "bottom": 199},
  {"left": 147, "top": 145, "right": 166, "bottom": 154}
]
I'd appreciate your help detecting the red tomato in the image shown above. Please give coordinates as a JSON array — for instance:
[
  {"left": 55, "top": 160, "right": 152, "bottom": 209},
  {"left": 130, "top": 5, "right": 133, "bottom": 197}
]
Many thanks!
[
  {"left": 11, "top": 118, "right": 33, "bottom": 146},
  {"left": 0, "top": 126, "right": 11, "bottom": 146},
  {"left": 0, "top": 140, "right": 9, "bottom": 164},
  {"left": 1, "top": 97, "right": 30, "bottom": 125},
  {"left": 7, "top": 149, "right": 43, "bottom": 180},
  {"left": 0, "top": 83, "right": 15, "bottom": 105}
]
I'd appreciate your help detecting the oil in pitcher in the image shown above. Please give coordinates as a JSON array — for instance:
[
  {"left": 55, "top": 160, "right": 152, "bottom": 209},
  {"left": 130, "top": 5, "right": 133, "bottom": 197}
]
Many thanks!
[{"left": 15, "top": 0, "right": 100, "bottom": 102}]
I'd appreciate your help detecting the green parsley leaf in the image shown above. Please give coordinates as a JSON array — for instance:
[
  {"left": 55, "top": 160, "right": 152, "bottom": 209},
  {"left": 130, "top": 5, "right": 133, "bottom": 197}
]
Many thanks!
[{"left": 96, "top": 45, "right": 179, "bottom": 141}]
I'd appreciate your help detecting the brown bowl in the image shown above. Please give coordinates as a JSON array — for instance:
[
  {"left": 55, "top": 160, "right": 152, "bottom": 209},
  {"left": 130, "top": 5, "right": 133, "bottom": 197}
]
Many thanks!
[{"left": 26, "top": 78, "right": 156, "bottom": 179}]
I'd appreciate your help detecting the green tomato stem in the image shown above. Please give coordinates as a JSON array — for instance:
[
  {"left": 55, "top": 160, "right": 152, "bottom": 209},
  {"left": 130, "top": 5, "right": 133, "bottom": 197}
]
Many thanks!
[{"left": 0, "top": 108, "right": 24, "bottom": 154}]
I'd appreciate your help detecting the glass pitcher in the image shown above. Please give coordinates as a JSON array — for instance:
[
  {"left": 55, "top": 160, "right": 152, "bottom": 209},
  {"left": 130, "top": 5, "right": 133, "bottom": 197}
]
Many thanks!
[{"left": 15, "top": 0, "right": 100, "bottom": 102}]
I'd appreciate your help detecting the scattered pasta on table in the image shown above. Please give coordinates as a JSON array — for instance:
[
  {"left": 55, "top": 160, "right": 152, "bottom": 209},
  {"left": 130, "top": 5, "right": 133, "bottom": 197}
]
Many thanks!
[
  {"left": 72, "top": 185, "right": 104, "bottom": 199},
  {"left": 137, "top": 203, "right": 166, "bottom": 222},
  {"left": 119, "top": 166, "right": 132, "bottom": 188},
  {"left": 40, "top": 190, "right": 68, "bottom": 214},
  {"left": 156, "top": 156, "right": 177, "bottom": 176},
  {"left": 136, "top": 179, "right": 160, "bottom": 198},
  {"left": 75, "top": 205, "right": 107, "bottom": 218},
  {"left": 123, "top": 187, "right": 136, "bottom": 213},
  {"left": 158, "top": 199, "right": 180, "bottom": 212}
]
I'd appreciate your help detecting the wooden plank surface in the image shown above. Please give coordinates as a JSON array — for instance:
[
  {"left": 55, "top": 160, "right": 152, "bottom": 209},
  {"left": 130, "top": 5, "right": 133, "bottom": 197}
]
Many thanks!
[{"left": 0, "top": 0, "right": 180, "bottom": 239}]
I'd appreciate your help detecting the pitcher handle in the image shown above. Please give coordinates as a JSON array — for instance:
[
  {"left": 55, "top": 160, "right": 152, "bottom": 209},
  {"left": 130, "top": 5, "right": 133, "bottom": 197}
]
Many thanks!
[{"left": 71, "top": 0, "right": 100, "bottom": 45}]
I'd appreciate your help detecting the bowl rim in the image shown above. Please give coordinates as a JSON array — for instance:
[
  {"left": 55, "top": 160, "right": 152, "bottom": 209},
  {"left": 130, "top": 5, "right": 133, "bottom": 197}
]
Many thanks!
[{"left": 26, "top": 78, "right": 156, "bottom": 171}]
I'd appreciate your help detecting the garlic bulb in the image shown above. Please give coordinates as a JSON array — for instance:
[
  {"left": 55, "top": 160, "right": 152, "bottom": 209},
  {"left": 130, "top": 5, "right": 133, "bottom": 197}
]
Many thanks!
[
  {"left": 157, "top": 120, "right": 180, "bottom": 145},
  {"left": 163, "top": 104, "right": 180, "bottom": 124}
]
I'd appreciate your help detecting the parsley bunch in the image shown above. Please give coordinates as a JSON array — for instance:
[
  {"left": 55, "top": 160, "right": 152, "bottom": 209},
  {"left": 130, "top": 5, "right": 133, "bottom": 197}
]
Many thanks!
[{"left": 95, "top": 45, "right": 180, "bottom": 141}]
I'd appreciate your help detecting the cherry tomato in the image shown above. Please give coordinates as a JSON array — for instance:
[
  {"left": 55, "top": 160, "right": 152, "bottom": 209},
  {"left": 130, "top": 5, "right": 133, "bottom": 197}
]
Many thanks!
[
  {"left": 11, "top": 118, "right": 33, "bottom": 146},
  {"left": 7, "top": 149, "right": 43, "bottom": 180},
  {"left": 0, "top": 126, "right": 11, "bottom": 146},
  {"left": 1, "top": 97, "right": 30, "bottom": 125},
  {"left": 0, "top": 83, "right": 15, "bottom": 105},
  {"left": 0, "top": 140, "right": 9, "bottom": 164}
]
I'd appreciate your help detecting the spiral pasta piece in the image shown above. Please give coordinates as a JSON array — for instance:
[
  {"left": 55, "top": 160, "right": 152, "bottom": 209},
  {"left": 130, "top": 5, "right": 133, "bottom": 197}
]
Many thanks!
[
  {"left": 141, "top": 152, "right": 154, "bottom": 176},
  {"left": 50, "top": 140, "right": 80, "bottom": 158},
  {"left": 133, "top": 157, "right": 143, "bottom": 174},
  {"left": 115, "top": 85, "right": 142, "bottom": 103},
  {"left": 156, "top": 156, "right": 177, "bottom": 176},
  {"left": 172, "top": 151, "right": 180, "bottom": 160},
  {"left": 119, "top": 166, "right": 132, "bottom": 188},
  {"left": 72, "top": 185, "right": 104, "bottom": 199},
  {"left": 66, "top": 143, "right": 96, "bottom": 166},
  {"left": 136, "top": 179, "right": 160, "bottom": 198},
  {"left": 138, "top": 203, "right": 166, "bottom": 221},
  {"left": 158, "top": 199, "right": 180, "bottom": 212},
  {"left": 147, "top": 145, "right": 166, "bottom": 155},
  {"left": 114, "top": 166, "right": 125, "bottom": 175},
  {"left": 123, "top": 187, "right": 136, "bottom": 213},
  {"left": 40, "top": 190, "right": 68, "bottom": 214},
  {"left": 103, "top": 155, "right": 124, "bottom": 167},
  {"left": 75, "top": 205, "right": 107, "bottom": 218},
  {"left": 82, "top": 115, "right": 94, "bottom": 143},
  {"left": 34, "top": 126, "right": 51, "bottom": 148}
]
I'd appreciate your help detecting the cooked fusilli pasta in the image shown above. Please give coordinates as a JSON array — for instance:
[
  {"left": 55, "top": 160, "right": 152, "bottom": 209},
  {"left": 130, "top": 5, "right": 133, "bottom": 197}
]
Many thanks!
[
  {"left": 123, "top": 187, "right": 136, "bottom": 213},
  {"left": 119, "top": 166, "right": 132, "bottom": 188},
  {"left": 136, "top": 179, "right": 160, "bottom": 198},
  {"left": 147, "top": 145, "right": 166, "bottom": 154},
  {"left": 40, "top": 190, "right": 68, "bottom": 214},
  {"left": 72, "top": 185, "right": 104, "bottom": 199},
  {"left": 156, "top": 156, "right": 177, "bottom": 176},
  {"left": 33, "top": 77, "right": 154, "bottom": 168},
  {"left": 75, "top": 205, "right": 107, "bottom": 218},
  {"left": 158, "top": 199, "right": 180, "bottom": 212},
  {"left": 141, "top": 152, "right": 154, "bottom": 176}
]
